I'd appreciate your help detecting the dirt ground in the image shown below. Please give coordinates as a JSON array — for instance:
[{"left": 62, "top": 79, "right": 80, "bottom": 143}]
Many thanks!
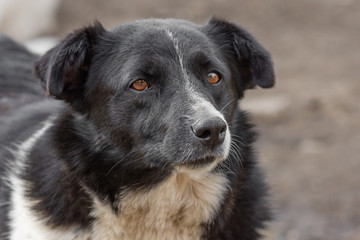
[{"left": 18, "top": 0, "right": 360, "bottom": 239}]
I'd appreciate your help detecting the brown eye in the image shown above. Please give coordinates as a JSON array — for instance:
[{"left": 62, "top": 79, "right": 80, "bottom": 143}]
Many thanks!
[
  {"left": 131, "top": 80, "right": 149, "bottom": 91},
  {"left": 207, "top": 72, "right": 220, "bottom": 84}
]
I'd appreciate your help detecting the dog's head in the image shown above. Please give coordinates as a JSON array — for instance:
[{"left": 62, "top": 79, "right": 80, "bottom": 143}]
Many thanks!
[{"left": 34, "top": 18, "right": 274, "bottom": 172}]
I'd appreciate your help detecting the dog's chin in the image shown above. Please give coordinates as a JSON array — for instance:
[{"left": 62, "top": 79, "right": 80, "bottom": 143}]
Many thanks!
[
  {"left": 176, "top": 155, "right": 226, "bottom": 173},
  {"left": 183, "top": 156, "right": 217, "bottom": 168}
]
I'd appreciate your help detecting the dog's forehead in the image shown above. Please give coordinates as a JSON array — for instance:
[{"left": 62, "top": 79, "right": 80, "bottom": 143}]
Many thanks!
[
  {"left": 94, "top": 20, "right": 221, "bottom": 91},
  {"left": 112, "top": 19, "right": 214, "bottom": 56}
]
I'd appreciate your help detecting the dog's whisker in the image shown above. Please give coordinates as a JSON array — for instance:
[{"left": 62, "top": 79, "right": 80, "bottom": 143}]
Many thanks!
[
  {"left": 106, "top": 150, "right": 136, "bottom": 175},
  {"left": 231, "top": 133, "right": 246, "bottom": 141},
  {"left": 229, "top": 142, "right": 244, "bottom": 167},
  {"left": 231, "top": 138, "right": 246, "bottom": 148},
  {"left": 220, "top": 98, "right": 236, "bottom": 113}
]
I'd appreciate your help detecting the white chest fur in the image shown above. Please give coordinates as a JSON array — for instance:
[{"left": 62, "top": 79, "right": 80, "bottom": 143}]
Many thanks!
[
  {"left": 9, "top": 168, "right": 227, "bottom": 240},
  {"left": 9, "top": 170, "right": 227, "bottom": 240},
  {"left": 90, "top": 170, "right": 228, "bottom": 240}
]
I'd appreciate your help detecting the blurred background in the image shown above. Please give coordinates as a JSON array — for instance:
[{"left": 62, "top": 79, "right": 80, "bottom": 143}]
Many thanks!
[{"left": 1, "top": 0, "right": 359, "bottom": 239}]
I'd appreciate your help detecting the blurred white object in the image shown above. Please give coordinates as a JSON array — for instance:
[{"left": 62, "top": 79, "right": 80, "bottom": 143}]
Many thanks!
[
  {"left": 25, "top": 37, "right": 58, "bottom": 55},
  {"left": 0, "top": 0, "right": 60, "bottom": 41}
]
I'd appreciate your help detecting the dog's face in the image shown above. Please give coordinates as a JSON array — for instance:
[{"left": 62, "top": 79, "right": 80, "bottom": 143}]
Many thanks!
[
  {"left": 35, "top": 18, "right": 274, "bottom": 172},
  {"left": 87, "top": 20, "right": 237, "bottom": 169}
]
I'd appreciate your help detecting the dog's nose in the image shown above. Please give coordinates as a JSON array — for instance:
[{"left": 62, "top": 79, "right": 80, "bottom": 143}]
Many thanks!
[{"left": 191, "top": 117, "right": 227, "bottom": 149}]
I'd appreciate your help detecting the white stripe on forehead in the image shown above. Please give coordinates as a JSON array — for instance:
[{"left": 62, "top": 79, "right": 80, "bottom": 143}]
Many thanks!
[
  {"left": 164, "top": 29, "right": 190, "bottom": 83},
  {"left": 165, "top": 29, "right": 227, "bottom": 129}
]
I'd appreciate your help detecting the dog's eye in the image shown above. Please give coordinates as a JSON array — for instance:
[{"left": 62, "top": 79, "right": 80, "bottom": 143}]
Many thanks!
[
  {"left": 131, "top": 80, "right": 149, "bottom": 91},
  {"left": 207, "top": 72, "right": 221, "bottom": 84}
]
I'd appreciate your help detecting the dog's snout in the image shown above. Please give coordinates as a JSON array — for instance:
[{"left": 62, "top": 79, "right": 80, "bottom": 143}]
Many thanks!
[{"left": 191, "top": 117, "right": 227, "bottom": 148}]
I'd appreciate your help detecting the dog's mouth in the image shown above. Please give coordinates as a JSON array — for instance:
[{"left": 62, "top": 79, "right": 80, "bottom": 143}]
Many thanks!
[{"left": 180, "top": 156, "right": 218, "bottom": 169}]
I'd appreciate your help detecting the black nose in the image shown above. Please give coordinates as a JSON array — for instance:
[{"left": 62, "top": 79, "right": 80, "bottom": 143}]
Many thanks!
[{"left": 191, "top": 117, "right": 227, "bottom": 149}]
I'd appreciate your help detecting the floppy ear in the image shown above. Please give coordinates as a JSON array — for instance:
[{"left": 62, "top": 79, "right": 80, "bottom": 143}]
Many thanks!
[
  {"left": 34, "top": 21, "right": 106, "bottom": 111},
  {"left": 205, "top": 18, "right": 275, "bottom": 93}
]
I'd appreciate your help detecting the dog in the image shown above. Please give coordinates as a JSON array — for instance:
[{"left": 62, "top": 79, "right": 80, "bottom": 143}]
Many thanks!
[{"left": 0, "top": 18, "right": 275, "bottom": 240}]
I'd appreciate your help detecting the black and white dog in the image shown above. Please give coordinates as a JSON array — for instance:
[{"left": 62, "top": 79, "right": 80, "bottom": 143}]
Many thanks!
[{"left": 0, "top": 18, "right": 275, "bottom": 240}]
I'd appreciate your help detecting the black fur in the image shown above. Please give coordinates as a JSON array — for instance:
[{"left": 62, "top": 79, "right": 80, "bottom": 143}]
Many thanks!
[{"left": 0, "top": 18, "right": 274, "bottom": 239}]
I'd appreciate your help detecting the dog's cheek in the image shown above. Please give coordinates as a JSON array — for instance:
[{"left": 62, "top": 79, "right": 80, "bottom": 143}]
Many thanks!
[
  {"left": 223, "top": 88, "right": 238, "bottom": 123},
  {"left": 209, "top": 81, "right": 237, "bottom": 125},
  {"left": 101, "top": 97, "right": 160, "bottom": 151},
  {"left": 137, "top": 104, "right": 170, "bottom": 147}
]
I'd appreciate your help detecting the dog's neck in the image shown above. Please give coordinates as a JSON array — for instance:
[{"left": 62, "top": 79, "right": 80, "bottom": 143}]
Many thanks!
[{"left": 89, "top": 169, "right": 228, "bottom": 240}]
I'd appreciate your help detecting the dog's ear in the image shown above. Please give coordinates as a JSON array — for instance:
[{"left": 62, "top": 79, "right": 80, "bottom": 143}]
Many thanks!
[
  {"left": 204, "top": 18, "right": 275, "bottom": 94},
  {"left": 34, "top": 21, "right": 106, "bottom": 111}
]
